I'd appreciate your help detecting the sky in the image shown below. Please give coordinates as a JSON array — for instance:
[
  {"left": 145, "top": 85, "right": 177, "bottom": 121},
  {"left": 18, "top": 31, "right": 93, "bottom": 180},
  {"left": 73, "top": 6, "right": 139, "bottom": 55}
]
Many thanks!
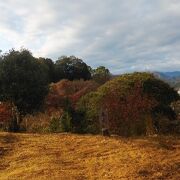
[{"left": 0, "top": 0, "right": 180, "bottom": 74}]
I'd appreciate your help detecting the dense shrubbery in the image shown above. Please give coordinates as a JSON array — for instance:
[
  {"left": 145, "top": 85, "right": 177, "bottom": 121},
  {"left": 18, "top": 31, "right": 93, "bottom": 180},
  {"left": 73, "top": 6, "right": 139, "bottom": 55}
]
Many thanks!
[
  {"left": 60, "top": 111, "right": 73, "bottom": 132},
  {"left": 0, "top": 49, "right": 107, "bottom": 113},
  {"left": 77, "top": 72, "right": 179, "bottom": 136},
  {"left": 14, "top": 73, "right": 180, "bottom": 135},
  {"left": 44, "top": 79, "right": 99, "bottom": 113},
  {"left": 0, "top": 48, "right": 110, "bottom": 132},
  {"left": 0, "top": 102, "right": 20, "bottom": 132},
  {"left": 15, "top": 79, "right": 99, "bottom": 134},
  {"left": 0, "top": 48, "right": 179, "bottom": 136}
]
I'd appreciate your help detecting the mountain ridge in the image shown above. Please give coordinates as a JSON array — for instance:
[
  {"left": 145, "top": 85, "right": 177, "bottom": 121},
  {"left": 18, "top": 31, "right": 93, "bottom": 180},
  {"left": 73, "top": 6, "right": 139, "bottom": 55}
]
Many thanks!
[{"left": 153, "top": 71, "right": 180, "bottom": 88}]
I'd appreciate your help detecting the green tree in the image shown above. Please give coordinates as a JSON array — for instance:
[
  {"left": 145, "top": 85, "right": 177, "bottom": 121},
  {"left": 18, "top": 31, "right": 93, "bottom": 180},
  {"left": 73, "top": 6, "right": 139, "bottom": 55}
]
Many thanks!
[
  {"left": 55, "top": 56, "right": 91, "bottom": 81},
  {"left": 0, "top": 49, "right": 49, "bottom": 114},
  {"left": 77, "top": 92, "right": 101, "bottom": 134},
  {"left": 92, "top": 66, "right": 111, "bottom": 84},
  {"left": 38, "top": 57, "right": 56, "bottom": 83},
  {"left": 60, "top": 111, "right": 72, "bottom": 132}
]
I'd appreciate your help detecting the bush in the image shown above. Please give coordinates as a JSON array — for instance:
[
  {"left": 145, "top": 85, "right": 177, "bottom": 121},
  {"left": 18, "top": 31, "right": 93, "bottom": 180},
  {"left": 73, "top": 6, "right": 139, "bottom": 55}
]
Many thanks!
[
  {"left": 76, "top": 92, "right": 102, "bottom": 134},
  {"left": 49, "top": 117, "right": 61, "bottom": 133},
  {"left": 60, "top": 111, "right": 72, "bottom": 132}
]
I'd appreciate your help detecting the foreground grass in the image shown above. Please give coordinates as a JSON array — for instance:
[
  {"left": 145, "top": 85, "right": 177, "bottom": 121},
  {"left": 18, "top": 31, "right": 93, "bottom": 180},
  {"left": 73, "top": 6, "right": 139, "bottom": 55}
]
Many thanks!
[{"left": 0, "top": 132, "right": 180, "bottom": 180}]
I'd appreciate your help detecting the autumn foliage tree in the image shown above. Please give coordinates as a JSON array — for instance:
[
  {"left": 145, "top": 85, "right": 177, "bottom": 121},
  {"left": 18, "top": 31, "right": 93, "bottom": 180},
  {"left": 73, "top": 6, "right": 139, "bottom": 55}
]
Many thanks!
[
  {"left": 77, "top": 72, "right": 179, "bottom": 136},
  {"left": 45, "top": 79, "right": 99, "bottom": 113},
  {"left": 0, "top": 102, "right": 13, "bottom": 130},
  {"left": 101, "top": 83, "right": 157, "bottom": 135},
  {"left": 44, "top": 79, "right": 99, "bottom": 133}
]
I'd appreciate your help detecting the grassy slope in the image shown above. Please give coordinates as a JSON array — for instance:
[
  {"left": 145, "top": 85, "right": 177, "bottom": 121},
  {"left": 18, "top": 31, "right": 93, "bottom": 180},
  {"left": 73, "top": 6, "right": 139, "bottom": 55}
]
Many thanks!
[{"left": 0, "top": 132, "right": 180, "bottom": 180}]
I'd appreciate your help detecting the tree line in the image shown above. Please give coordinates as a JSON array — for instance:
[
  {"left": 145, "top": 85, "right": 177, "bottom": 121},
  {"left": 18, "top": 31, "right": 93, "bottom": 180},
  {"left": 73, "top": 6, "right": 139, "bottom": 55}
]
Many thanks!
[
  {"left": 0, "top": 48, "right": 111, "bottom": 116},
  {"left": 0, "top": 48, "right": 179, "bottom": 136}
]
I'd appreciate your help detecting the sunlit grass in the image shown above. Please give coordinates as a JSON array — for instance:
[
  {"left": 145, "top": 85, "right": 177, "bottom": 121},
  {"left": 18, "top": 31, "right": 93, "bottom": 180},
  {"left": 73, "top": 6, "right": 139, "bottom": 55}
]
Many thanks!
[{"left": 0, "top": 132, "right": 179, "bottom": 179}]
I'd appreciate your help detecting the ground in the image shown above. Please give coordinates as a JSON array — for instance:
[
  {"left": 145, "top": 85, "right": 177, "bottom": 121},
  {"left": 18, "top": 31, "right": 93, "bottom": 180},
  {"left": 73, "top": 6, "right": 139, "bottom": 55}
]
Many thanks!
[{"left": 0, "top": 132, "right": 180, "bottom": 180}]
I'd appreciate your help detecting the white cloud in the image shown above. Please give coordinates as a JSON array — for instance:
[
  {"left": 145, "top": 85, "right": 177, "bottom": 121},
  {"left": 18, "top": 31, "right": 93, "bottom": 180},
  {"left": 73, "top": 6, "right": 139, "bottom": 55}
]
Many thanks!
[{"left": 0, "top": 0, "right": 180, "bottom": 73}]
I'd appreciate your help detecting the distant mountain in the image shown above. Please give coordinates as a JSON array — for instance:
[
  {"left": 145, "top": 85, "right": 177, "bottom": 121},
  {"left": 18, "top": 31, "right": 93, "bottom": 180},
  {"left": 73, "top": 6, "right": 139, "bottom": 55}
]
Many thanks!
[
  {"left": 153, "top": 72, "right": 170, "bottom": 80},
  {"left": 153, "top": 71, "right": 180, "bottom": 89},
  {"left": 160, "top": 71, "right": 180, "bottom": 78}
]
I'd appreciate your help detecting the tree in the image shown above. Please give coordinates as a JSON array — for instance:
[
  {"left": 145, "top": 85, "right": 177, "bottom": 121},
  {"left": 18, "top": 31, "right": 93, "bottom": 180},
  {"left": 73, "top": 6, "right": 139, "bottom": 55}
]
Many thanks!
[
  {"left": 0, "top": 49, "right": 49, "bottom": 114},
  {"left": 92, "top": 66, "right": 111, "bottom": 84},
  {"left": 54, "top": 56, "right": 91, "bottom": 81},
  {"left": 44, "top": 79, "right": 99, "bottom": 117},
  {"left": 77, "top": 72, "right": 179, "bottom": 136},
  {"left": 77, "top": 92, "right": 101, "bottom": 134},
  {"left": 38, "top": 57, "right": 56, "bottom": 83}
]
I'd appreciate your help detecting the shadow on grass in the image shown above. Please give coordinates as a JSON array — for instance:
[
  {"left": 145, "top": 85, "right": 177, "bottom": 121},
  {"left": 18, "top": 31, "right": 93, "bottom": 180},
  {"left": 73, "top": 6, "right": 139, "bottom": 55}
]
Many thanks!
[
  {"left": 0, "top": 133, "right": 20, "bottom": 170},
  {"left": 149, "top": 135, "right": 180, "bottom": 150},
  {"left": 1, "top": 133, "right": 19, "bottom": 144},
  {"left": 0, "top": 133, "right": 19, "bottom": 158}
]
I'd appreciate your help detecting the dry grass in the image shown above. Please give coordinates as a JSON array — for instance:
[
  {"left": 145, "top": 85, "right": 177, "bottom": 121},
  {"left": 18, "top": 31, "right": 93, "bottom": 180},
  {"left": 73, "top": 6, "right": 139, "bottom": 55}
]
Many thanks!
[{"left": 0, "top": 132, "right": 180, "bottom": 180}]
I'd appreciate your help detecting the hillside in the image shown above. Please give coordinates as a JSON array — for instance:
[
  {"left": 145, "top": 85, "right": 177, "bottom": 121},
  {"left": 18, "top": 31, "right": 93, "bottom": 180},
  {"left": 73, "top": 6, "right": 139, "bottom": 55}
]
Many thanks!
[{"left": 0, "top": 133, "right": 180, "bottom": 179}]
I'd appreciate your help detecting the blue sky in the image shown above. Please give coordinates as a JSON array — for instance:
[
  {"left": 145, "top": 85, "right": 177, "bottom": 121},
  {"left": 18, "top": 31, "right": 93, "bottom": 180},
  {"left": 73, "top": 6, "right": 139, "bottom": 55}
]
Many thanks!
[{"left": 0, "top": 0, "right": 180, "bottom": 74}]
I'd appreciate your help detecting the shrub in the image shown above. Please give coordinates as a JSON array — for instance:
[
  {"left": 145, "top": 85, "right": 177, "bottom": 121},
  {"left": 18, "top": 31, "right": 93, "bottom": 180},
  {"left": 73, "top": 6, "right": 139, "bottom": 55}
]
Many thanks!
[
  {"left": 0, "top": 102, "right": 20, "bottom": 132},
  {"left": 76, "top": 92, "right": 102, "bottom": 134},
  {"left": 49, "top": 117, "right": 61, "bottom": 133},
  {"left": 60, "top": 111, "right": 72, "bottom": 132}
]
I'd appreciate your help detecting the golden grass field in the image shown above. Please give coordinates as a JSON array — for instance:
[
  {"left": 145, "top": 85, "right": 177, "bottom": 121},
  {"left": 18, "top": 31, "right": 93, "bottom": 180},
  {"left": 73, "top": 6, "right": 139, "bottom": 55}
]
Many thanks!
[{"left": 0, "top": 132, "right": 180, "bottom": 180}]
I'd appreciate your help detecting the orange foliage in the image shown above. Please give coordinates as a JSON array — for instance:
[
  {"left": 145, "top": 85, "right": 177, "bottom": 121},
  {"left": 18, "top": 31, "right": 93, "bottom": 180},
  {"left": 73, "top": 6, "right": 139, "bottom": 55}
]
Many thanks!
[
  {"left": 0, "top": 102, "right": 13, "bottom": 126},
  {"left": 102, "top": 82, "right": 157, "bottom": 130},
  {"left": 45, "top": 79, "right": 99, "bottom": 114}
]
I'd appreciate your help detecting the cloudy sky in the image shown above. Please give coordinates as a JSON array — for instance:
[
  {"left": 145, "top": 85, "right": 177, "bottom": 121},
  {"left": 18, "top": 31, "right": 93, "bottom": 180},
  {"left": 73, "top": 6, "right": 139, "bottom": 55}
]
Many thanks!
[{"left": 0, "top": 0, "right": 180, "bottom": 74}]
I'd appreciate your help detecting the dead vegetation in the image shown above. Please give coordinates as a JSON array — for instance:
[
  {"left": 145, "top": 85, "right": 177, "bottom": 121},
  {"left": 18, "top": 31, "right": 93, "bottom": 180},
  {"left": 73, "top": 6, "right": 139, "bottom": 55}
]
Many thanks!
[{"left": 0, "top": 132, "right": 179, "bottom": 180}]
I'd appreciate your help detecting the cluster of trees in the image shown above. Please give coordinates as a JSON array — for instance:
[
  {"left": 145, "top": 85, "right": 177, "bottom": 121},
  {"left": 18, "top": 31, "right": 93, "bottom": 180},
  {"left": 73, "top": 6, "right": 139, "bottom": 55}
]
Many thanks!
[
  {"left": 45, "top": 79, "right": 99, "bottom": 113},
  {"left": 38, "top": 55, "right": 111, "bottom": 84},
  {"left": 39, "top": 72, "right": 180, "bottom": 136},
  {"left": 0, "top": 48, "right": 179, "bottom": 136},
  {"left": 76, "top": 73, "right": 179, "bottom": 135},
  {"left": 0, "top": 49, "right": 110, "bottom": 130}
]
